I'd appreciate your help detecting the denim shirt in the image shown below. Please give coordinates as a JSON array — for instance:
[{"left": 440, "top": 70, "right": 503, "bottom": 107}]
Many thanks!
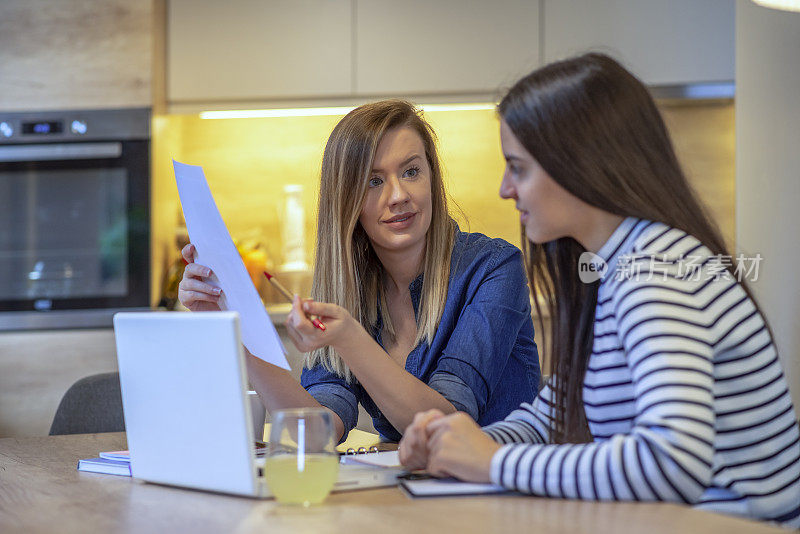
[{"left": 300, "top": 230, "right": 541, "bottom": 442}]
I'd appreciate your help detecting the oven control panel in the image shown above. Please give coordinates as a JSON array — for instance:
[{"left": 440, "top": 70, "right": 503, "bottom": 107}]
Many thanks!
[
  {"left": 0, "top": 108, "right": 149, "bottom": 144},
  {"left": 0, "top": 118, "right": 83, "bottom": 140}
]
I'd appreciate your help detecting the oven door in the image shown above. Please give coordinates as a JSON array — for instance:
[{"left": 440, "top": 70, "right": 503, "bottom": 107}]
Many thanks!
[{"left": 0, "top": 140, "right": 149, "bottom": 329}]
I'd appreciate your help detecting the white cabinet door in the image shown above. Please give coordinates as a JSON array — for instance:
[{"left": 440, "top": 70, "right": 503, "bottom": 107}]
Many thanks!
[
  {"left": 355, "top": 0, "right": 540, "bottom": 96},
  {"left": 543, "top": 0, "right": 734, "bottom": 85},
  {"left": 168, "top": 0, "right": 352, "bottom": 102}
]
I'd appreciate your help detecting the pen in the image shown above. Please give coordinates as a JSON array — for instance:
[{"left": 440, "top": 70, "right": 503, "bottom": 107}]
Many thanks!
[{"left": 263, "top": 271, "right": 326, "bottom": 331}]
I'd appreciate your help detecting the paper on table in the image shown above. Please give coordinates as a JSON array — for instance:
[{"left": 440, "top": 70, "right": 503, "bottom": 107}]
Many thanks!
[
  {"left": 173, "top": 160, "right": 289, "bottom": 369},
  {"left": 342, "top": 450, "right": 401, "bottom": 468}
]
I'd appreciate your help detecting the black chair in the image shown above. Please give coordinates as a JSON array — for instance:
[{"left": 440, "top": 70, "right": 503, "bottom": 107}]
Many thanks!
[{"left": 49, "top": 372, "right": 125, "bottom": 435}]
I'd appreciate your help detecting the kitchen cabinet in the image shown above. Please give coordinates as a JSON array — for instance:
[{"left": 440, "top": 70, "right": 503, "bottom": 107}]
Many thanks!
[
  {"left": 167, "top": 0, "right": 352, "bottom": 103},
  {"left": 0, "top": 0, "right": 154, "bottom": 112},
  {"left": 167, "top": 0, "right": 538, "bottom": 106},
  {"left": 165, "top": 0, "right": 734, "bottom": 109},
  {"left": 542, "top": 0, "right": 735, "bottom": 85},
  {"left": 354, "top": 0, "right": 540, "bottom": 96}
]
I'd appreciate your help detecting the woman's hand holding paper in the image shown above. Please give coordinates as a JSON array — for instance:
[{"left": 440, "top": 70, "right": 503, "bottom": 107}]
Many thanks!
[{"left": 177, "top": 243, "right": 222, "bottom": 312}]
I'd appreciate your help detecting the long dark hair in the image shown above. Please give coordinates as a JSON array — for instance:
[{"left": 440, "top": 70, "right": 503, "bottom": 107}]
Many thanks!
[{"left": 499, "top": 53, "right": 742, "bottom": 443}]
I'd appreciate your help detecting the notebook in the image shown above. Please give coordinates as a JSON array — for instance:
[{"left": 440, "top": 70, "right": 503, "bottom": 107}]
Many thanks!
[
  {"left": 113, "top": 311, "right": 402, "bottom": 498},
  {"left": 399, "top": 477, "right": 509, "bottom": 498},
  {"left": 99, "top": 450, "right": 131, "bottom": 461},
  {"left": 341, "top": 450, "right": 401, "bottom": 468},
  {"left": 78, "top": 445, "right": 267, "bottom": 478}
]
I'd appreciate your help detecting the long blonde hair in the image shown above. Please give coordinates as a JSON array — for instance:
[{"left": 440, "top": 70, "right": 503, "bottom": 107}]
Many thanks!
[{"left": 305, "top": 100, "right": 456, "bottom": 382}]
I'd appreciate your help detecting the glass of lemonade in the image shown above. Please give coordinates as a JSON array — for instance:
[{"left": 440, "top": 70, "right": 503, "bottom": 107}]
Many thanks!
[{"left": 264, "top": 408, "right": 339, "bottom": 506}]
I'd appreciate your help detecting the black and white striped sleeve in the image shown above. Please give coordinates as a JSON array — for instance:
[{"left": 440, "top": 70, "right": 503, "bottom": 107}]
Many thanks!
[{"left": 489, "top": 272, "right": 720, "bottom": 502}]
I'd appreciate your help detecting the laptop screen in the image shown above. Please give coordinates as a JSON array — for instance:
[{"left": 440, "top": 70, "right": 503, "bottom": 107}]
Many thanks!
[{"left": 114, "top": 311, "right": 259, "bottom": 496}]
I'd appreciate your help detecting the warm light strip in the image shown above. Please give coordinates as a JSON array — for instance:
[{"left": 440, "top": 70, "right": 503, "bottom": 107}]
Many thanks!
[
  {"left": 751, "top": 0, "right": 800, "bottom": 11},
  {"left": 199, "top": 102, "right": 496, "bottom": 119},
  {"left": 421, "top": 103, "right": 496, "bottom": 112},
  {"left": 199, "top": 106, "right": 355, "bottom": 119}
]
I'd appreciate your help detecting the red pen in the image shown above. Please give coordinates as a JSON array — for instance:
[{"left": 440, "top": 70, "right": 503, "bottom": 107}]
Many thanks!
[{"left": 263, "top": 271, "right": 326, "bottom": 331}]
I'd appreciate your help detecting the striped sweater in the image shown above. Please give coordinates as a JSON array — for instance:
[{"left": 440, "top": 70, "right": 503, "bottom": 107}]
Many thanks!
[{"left": 484, "top": 218, "right": 800, "bottom": 528}]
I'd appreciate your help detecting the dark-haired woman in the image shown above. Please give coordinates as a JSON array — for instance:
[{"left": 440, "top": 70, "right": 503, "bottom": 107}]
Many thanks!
[{"left": 399, "top": 54, "right": 800, "bottom": 528}]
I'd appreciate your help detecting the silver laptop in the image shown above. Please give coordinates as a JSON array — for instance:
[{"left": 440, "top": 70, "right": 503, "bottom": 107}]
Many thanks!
[{"left": 114, "top": 311, "right": 401, "bottom": 498}]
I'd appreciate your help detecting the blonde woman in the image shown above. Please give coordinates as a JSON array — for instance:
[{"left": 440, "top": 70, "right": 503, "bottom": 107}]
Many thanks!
[{"left": 179, "top": 100, "right": 541, "bottom": 442}]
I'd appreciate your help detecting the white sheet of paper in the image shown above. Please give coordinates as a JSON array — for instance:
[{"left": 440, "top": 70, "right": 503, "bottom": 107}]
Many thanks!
[
  {"left": 342, "top": 451, "right": 401, "bottom": 468},
  {"left": 173, "top": 160, "right": 289, "bottom": 370}
]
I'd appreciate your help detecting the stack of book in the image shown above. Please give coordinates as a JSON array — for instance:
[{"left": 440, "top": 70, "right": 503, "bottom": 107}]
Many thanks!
[
  {"left": 77, "top": 443, "right": 267, "bottom": 477},
  {"left": 77, "top": 450, "right": 131, "bottom": 477}
]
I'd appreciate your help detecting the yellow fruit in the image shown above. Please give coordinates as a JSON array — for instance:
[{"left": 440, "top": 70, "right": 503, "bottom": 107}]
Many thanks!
[{"left": 242, "top": 249, "right": 267, "bottom": 287}]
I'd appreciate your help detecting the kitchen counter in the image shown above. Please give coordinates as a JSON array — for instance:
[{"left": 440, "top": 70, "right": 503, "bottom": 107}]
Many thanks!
[{"left": 264, "top": 303, "right": 292, "bottom": 325}]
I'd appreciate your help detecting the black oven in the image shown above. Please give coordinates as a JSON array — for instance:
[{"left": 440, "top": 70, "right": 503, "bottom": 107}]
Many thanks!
[{"left": 0, "top": 108, "right": 150, "bottom": 330}]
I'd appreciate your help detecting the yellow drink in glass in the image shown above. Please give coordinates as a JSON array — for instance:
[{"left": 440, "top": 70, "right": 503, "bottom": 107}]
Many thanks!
[{"left": 264, "top": 453, "right": 339, "bottom": 505}]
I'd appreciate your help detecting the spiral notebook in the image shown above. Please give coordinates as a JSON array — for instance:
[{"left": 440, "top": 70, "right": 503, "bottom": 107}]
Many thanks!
[{"left": 340, "top": 450, "right": 401, "bottom": 468}]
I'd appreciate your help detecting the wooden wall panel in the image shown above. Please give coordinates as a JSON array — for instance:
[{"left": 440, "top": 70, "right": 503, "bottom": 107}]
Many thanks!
[
  {"left": 0, "top": 0, "right": 153, "bottom": 111},
  {"left": 660, "top": 102, "right": 736, "bottom": 249}
]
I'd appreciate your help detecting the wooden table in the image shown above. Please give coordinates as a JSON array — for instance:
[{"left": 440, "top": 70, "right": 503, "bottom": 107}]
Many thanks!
[{"left": 0, "top": 433, "right": 785, "bottom": 534}]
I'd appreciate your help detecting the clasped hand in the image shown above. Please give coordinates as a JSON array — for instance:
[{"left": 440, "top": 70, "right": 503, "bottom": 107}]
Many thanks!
[{"left": 398, "top": 410, "right": 501, "bottom": 483}]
